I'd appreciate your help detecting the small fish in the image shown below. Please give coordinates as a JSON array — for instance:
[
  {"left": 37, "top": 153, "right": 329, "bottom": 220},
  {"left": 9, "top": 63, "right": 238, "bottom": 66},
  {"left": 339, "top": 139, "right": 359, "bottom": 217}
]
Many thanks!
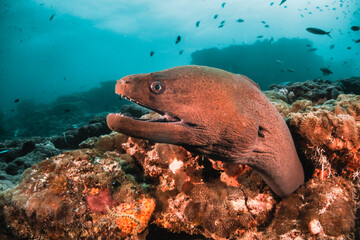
[
  {"left": 330, "top": 44, "right": 335, "bottom": 49},
  {"left": 0, "top": 150, "right": 9, "bottom": 154},
  {"left": 179, "top": 50, "right": 183, "bottom": 55},
  {"left": 236, "top": 18, "right": 244, "bottom": 23},
  {"left": 275, "top": 60, "right": 284, "bottom": 64},
  {"left": 218, "top": 24, "right": 224, "bottom": 28},
  {"left": 347, "top": 46, "right": 351, "bottom": 50},
  {"left": 264, "top": 24, "right": 269, "bottom": 28},
  {"left": 11, "top": 109, "right": 14, "bottom": 112},
  {"left": 14, "top": 98, "right": 19, "bottom": 103},
  {"left": 286, "top": 68, "right": 294, "bottom": 72},
  {"left": 261, "top": 20, "right": 266, "bottom": 24},
  {"left": 320, "top": 67, "right": 333, "bottom": 76},
  {"left": 279, "top": 0, "right": 287, "bottom": 6},
  {"left": 308, "top": 48, "right": 317, "bottom": 52},
  {"left": 354, "top": 39, "right": 360, "bottom": 43},
  {"left": 64, "top": 109, "right": 71, "bottom": 113},
  {"left": 279, "top": 81, "right": 291, "bottom": 85},
  {"left": 150, "top": 51, "right": 154, "bottom": 57},
  {"left": 351, "top": 26, "right": 360, "bottom": 31},
  {"left": 306, "top": 44, "right": 312, "bottom": 47},
  {"left": 221, "top": 2, "right": 226, "bottom": 8},
  {"left": 269, "top": 37, "right": 274, "bottom": 43},
  {"left": 195, "top": 21, "right": 200, "bottom": 28},
  {"left": 257, "top": 35, "right": 263, "bottom": 38},
  {"left": 270, "top": 2, "right": 274, "bottom": 6},
  {"left": 175, "top": 35, "right": 181, "bottom": 44},
  {"left": 306, "top": 27, "right": 331, "bottom": 37},
  {"left": 213, "top": 14, "right": 219, "bottom": 19},
  {"left": 220, "top": 20, "right": 225, "bottom": 25},
  {"left": 49, "top": 14, "right": 55, "bottom": 21}
]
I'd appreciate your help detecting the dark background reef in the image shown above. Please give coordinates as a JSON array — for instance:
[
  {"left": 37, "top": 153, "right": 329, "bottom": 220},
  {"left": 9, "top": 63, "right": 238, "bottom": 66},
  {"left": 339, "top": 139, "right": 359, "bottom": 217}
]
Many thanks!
[{"left": 191, "top": 38, "right": 356, "bottom": 90}]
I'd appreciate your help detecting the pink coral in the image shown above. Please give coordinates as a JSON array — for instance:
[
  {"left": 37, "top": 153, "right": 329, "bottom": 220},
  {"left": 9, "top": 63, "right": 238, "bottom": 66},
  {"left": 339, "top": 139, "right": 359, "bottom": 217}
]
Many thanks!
[{"left": 86, "top": 188, "right": 118, "bottom": 214}]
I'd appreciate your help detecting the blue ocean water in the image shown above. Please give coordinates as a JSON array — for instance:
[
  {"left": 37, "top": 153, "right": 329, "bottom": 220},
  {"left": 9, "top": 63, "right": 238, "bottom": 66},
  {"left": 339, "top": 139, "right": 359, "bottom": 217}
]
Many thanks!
[{"left": 0, "top": 0, "right": 359, "bottom": 139}]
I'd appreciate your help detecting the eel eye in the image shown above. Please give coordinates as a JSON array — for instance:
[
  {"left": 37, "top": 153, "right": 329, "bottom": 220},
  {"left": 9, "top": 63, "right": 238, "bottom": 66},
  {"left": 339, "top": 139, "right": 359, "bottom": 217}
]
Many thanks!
[{"left": 149, "top": 80, "right": 165, "bottom": 94}]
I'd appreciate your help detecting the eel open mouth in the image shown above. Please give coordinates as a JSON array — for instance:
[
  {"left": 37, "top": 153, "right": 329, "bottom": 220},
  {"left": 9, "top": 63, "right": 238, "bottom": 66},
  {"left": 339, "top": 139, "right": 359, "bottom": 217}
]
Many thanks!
[{"left": 115, "top": 94, "right": 182, "bottom": 123}]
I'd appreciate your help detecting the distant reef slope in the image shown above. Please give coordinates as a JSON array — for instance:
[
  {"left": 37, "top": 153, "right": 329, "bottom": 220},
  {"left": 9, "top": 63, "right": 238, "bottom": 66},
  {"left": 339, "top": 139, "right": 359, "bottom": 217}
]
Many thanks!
[{"left": 191, "top": 38, "right": 357, "bottom": 89}]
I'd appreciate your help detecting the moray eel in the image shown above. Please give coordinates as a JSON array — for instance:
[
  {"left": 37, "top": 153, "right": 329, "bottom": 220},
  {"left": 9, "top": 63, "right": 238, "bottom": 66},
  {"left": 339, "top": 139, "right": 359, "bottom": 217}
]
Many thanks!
[{"left": 107, "top": 65, "right": 304, "bottom": 197}]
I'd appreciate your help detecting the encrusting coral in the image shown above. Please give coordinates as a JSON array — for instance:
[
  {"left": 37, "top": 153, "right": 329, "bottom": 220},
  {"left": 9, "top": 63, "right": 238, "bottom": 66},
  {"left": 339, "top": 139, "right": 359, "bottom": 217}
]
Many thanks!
[
  {"left": 287, "top": 94, "right": 360, "bottom": 178},
  {"left": 0, "top": 146, "right": 155, "bottom": 239}
]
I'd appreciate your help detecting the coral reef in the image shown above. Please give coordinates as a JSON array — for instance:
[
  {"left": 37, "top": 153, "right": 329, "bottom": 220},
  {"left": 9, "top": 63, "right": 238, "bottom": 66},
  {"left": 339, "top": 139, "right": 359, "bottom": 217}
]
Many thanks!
[
  {"left": 0, "top": 147, "right": 153, "bottom": 239},
  {"left": 0, "top": 129, "right": 358, "bottom": 239},
  {"left": 268, "top": 78, "right": 343, "bottom": 104},
  {"left": 50, "top": 116, "right": 111, "bottom": 149},
  {"left": 267, "top": 76, "right": 360, "bottom": 105},
  {"left": 0, "top": 80, "right": 359, "bottom": 239},
  {"left": 287, "top": 94, "right": 360, "bottom": 178},
  {"left": 337, "top": 76, "right": 360, "bottom": 95}
]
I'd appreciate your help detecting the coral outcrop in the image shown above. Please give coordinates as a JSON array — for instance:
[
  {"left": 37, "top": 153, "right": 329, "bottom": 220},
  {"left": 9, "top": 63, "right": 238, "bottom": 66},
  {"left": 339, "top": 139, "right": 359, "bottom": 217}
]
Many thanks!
[
  {"left": 0, "top": 147, "right": 154, "bottom": 239},
  {"left": 287, "top": 94, "right": 360, "bottom": 179}
]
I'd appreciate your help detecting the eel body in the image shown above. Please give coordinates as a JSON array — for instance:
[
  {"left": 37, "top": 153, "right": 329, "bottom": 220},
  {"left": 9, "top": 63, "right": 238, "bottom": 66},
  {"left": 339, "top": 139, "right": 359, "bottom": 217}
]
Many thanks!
[{"left": 107, "top": 65, "right": 304, "bottom": 196}]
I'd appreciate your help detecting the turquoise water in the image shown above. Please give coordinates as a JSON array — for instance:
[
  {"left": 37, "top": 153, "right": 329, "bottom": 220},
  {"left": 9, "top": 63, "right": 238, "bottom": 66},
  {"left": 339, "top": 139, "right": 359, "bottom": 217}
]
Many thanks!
[{"left": 0, "top": 0, "right": 359, "bottom": 138}]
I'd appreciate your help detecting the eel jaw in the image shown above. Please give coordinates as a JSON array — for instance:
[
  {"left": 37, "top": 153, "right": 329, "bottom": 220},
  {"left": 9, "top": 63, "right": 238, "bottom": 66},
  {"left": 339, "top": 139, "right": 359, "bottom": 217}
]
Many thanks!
[{"left": 107, "top": 95, "right": 194, "bottom": 144}]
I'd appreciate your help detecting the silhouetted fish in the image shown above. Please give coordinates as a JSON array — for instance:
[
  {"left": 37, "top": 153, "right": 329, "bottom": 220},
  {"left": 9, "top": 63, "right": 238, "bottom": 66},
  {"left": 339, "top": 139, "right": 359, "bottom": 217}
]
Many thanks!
[
  {"left": 214, "top": 14, "right": 219, "bottom": 19},
  {"left": 286, "top": 68, "right": 294, "bottom": 72},
  {"left": 49, "top": 14, "right": 55, "bottom": 21},
  {"left": 279, "top": 0, "right": 287, "bottom": 6},
  {"left": 320, "top": 67, "right": 333, "bottom": 76},
  {"left": 261, "top": 21, "right": 266, "bottom": 24},
  {"left": 195, "top": 21, "right": 200, "bottom": 28},
  {"left": 14, "top": 99, "right": 19, "bottom": 103},
  {"left": 64, "top": 109, "right": 71, "bottom": 113},
  {"left": 150, "top": 51, "right": 154, "bottom": 57},
  {"left": 265, "top": 25, "right": 269, "bottom": 28},
  {"left": 257, "top": 35, "right": 263, "bottom": 38},
  {"left": 175, "top": 36, "right": 181, "bottom": 44},
  {"left": 330, "top": 44, "right": 335, "bottom": 49},
  {"left": 347, "top": 46, "right": 351, "bottom": 50},
  {"left": 306, "top": 27, "right": 331, "bottom": 37},
  {"left": 179, "top": 50, "right": 183, "bottom": 55},
  {"left": 236, "top": 18, "right": 244, "bottom": 23},
  {"left": 354, "top": 39, "right": 360, "bottom": 43},
  {"left": 221, "top": 2, "right": 226, "bottom": 8},
  {"left": 308, "top": 48, "right": 317, "bottom": 52},
  {"left": 269, "top": 37, "right": 274, "bottom": 43},
  {"left": 270, "top": 2, "right": 274, "bottom": 6},
  {"left": 351, "top": 26, "right": 360, "bottom": 31}
]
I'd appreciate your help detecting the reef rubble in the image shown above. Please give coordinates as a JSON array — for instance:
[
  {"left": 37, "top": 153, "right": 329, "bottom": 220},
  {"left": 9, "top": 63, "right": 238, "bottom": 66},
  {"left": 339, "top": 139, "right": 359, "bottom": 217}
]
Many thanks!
[{"left": 0, "top": 78, "right": 359, "bottom": 239}]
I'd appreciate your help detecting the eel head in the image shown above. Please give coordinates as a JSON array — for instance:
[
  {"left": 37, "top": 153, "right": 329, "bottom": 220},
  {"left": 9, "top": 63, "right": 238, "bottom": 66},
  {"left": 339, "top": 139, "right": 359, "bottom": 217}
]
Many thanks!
[{"left": 107, "top": 65, "right": 257, "bottom": 161}]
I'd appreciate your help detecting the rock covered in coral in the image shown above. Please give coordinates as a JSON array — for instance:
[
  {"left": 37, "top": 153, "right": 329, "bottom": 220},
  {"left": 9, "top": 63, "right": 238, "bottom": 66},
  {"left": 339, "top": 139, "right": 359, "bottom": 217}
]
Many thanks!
[
  {"left": 267, "top": 76, "right": 360, "bottom": 106},
  {"left": 287, "top": 94, "right": 360, "bottom": 179},
  {"left": 0, "top": 130, "right": 359, "bottom": 239},
  {"left": 337, "top": 76, "right": 360, "bottom": 95},
  {"left": 267, "top": 176, "right": 355, "bottom": 239},
  {"left": 51, "top": 116, "right": 111, "bottom": 149},
  {"left": 0, "top": 138, "right": 61, "bottom": 190},
  {"left": 268, "top": 78, "right": 343, "bottom": 104},
  {"left": 0, "top": 147, "right": 154, "bottom": 239}
]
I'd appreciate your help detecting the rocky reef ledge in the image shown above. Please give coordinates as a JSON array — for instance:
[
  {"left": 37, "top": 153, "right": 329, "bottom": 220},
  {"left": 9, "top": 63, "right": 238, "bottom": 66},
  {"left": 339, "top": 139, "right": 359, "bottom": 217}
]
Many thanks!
[{"left": 0, "top": 81, "right": 359, "bottom": 239}]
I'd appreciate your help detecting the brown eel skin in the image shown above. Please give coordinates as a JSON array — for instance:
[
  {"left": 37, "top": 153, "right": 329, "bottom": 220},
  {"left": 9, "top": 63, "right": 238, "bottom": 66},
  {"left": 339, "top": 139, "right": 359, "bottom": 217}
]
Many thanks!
[{"left": 107, "top": 65, "right": 304, "bottom": 197}]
